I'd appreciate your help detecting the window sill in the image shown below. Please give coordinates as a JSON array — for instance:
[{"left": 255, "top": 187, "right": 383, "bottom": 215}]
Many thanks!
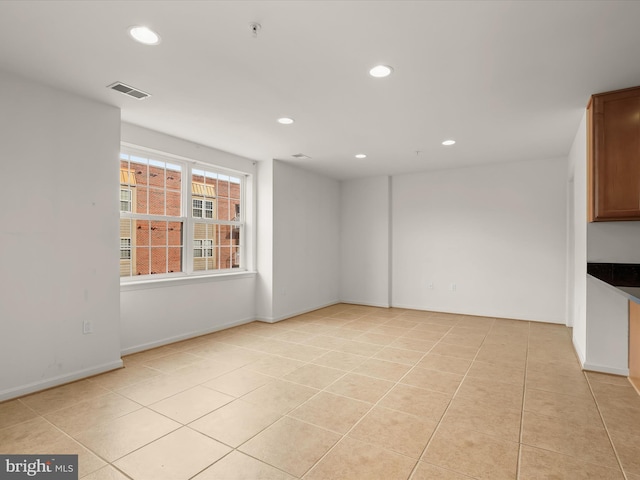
[{"left": 120, "top": 270, "right": 257, "bottom": 292}]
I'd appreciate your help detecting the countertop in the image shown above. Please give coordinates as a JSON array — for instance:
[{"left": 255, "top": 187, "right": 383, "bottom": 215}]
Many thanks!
[
  {"left": 588, "top": 263, "right": 640, "bottom": 303},
  {"left": 615, "top": 286, "right": 640, "bottom": 304}
]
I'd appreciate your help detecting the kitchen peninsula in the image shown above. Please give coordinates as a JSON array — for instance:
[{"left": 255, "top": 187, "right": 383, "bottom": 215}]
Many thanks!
[{"left": 588, "top": 263, "right": 640, "bottom": 393}]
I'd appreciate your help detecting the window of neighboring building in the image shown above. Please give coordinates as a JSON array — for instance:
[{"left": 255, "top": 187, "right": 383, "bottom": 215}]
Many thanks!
[
  {"left": 120, "top": 147, "right": 246, "bottom": 279},
  {"left": 192, "top": 199, "right": 214, "bottom": 219},
  {"left": 193, "top": 239, "right": 213, "bottom": 258},
  {"left": 205, "top": 200, "right": 214, "bottom": 218},
  {"left": 192, "top": 199, "right": 203, "bottom": 218},
  {"left": 120, "top": 238, "right": 132, "bottom": 259},
  {"left": 120, "top": 189, "right": 132, "bottom": 212}
]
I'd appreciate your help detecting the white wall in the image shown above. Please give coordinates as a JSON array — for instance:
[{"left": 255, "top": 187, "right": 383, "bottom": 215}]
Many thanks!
[
  {"left": 255, "top": 159, "right": 274, "bottom": 320},
  {"left": 269, "top": 160, "right": 340, "bottom": 321},
  {"left": 588, "top": 222, "right": 640, "bottom": 263},
  {"left": 120, "top": 276, "right": 256, "bottom": 353},
  {"left": 121, "top": 124, "right": 256, "bottom": 182},
  {"left": 339, "top": 176, "right": 391, "bottom": 307},
  {"left": 0, "top": 71, "right": 122, "bottom": 400},
  {"left": 569, "top": 111, "right": 588, "bottom": 363},
  {"left": 391, "top": 158, "right": 567, "bottom": 323},
  {"left": 119, "top": 124, "right": 257, "bottom": 354}
]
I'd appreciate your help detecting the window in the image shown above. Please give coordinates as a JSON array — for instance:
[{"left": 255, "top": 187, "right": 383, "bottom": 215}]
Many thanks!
[
  {"left": 120, "top": 189, "right": 132, "bottom": 212},
  {"left": 120, "top": 147, "right": 246, "bottom": 279},
  {"left": 192, "top": 199, "right": 202, "bottom": 218},
  {"left": 191, "top": 168, "right": 242, "bottom": 272},
  {"left": 119, "top": 150, "right": 183, "bottom": 277},
  {"left": 193, "top": 239, "right": 213, "bottom": 258},
  {"left": 120, "top": 238, "right": 131, "bottom": 259},
  {"left": 192, "top": 199, "right": 214, "bottom": 219}
]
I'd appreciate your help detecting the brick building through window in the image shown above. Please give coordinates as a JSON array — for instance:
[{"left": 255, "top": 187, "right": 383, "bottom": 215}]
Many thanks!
[{"left": 119, "top": 154, "right": 241, "bottom": 277}]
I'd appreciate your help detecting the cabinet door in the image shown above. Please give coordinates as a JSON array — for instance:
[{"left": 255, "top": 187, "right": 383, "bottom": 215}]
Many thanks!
[{"left": 589, "top": 86, "right": 640, "bottom": 221}]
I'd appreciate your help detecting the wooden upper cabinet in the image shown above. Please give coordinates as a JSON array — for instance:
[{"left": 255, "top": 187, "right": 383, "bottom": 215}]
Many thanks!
[{"left": 588, "top": 86, "right": 640, "bottom": 222}]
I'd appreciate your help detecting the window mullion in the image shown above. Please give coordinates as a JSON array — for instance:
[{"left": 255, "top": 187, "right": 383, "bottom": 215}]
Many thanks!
[
  {"left": 236, "top": 176, "right": 241, "bottom": 271},
  {"left": 185, "top": 164, "right": 194, "bottom": 274},
  {"left": 121, "top": 213, "right": 185, "bottom": 222}
]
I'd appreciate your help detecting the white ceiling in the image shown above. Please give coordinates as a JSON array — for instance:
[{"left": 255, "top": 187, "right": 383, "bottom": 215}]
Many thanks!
[{"left": 1, "top": 1, "right": 640, "bottom": 180}]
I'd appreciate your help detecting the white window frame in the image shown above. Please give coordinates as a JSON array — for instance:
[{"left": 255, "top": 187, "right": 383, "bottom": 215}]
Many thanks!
[
  {"left": 187, "top": 167, "right": 244, "bottom": 273},
  {"left": 120, "top": 145, "right": 249, "bottom": 283}
]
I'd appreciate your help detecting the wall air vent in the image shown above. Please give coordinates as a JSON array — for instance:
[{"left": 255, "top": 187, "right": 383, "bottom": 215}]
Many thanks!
[
  {"left": 107, "top": 82, "right": 151, "bottom": 100},
  {"left": 292, "top": 153, "right": 311, "bottom": 160}
]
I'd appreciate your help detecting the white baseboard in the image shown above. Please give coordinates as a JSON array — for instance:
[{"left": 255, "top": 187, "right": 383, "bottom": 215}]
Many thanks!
[
  {"left": 583, "top": 363, "right": 629, "bottom": 376},
  {"left": 390, "top": 303, "right": 565, "bottom": 324},
  {"left": 120, "top": 316, "right": 256, "bottom": 356},
  {"left": 0, "top": 359, "right": 123, "bottom": 402},
  {"left": 571, "top": 336, "right": 628, "bottom": 376},
  {"left": 340, "top": 300, "right": 390, "bottom": 308},
  {"left": 572, "top": 336, "right": 586, "bottom": 366},
  {"left": 256, "top": 301, "right": 340, "bottom": 324}
]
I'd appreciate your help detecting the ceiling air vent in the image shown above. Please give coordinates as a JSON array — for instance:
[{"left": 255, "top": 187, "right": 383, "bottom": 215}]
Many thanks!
[
  {"left": 292, "top": 153, "right": 311, "bottom": 160},
  {"left": 107, "top": 82, "right": 151, "bottom": 100}
]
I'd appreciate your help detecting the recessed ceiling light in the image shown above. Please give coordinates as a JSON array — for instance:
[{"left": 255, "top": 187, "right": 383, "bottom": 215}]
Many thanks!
[
  {"left": 277, "top": 117, "right": 294, "bottom": 125},
  {"left": 369, "top": 65, "right": 393, "bottom": 78},
  {"left": 442, "top": 140, "right": 456, "bottom": 146},
  {"left": 129, "top": 26, "right": 161, "bottom": 45},
  {"left": 355, "top": 154, "right": 367, "bottom": 159}
]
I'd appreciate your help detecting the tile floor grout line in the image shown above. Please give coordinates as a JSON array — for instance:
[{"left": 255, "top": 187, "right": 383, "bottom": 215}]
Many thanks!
[
  {"left": 130, "top": 338, "right": 334, "bottom": 480},
  {"left": 515, "top": 319, "right": 532, "bottom": 480},
  {"left": 18, "top": 381, "right": 115, "bottom": 418},
  {"left": 296, "top": 315, "right": 463, "bottom": 479},
  {"left": 87, "top": 407, "right": 184, "bottom": 463},
  {"left": 0, "top": 308, "right": 364, "bottom": 476},
  {"left": 0, "top": 398, "right": 46, "bottom": 433},
  {"left": 222, "top": 448, "right": 300, "bottom": 480},
  {"left": 231, "top": 308, "right": 405, "bottom": 478},
  {"left": 114, "top": 317, "right": 626, "bottom": 479},
  {"left": 16, "top": 397, "right": 42, "bottom": 416},
  {"left": 401, "top": 317, "right": 497, "bottom": 478},
  {"left": 582, "top": 372, "right": 630, "bottom": 480},
  {"left": 211, "top": 313, "right": 394, "bottom": 478},
  {"left": 519, "top": 326, "right": 629, "bottom": 477},
  {"left": 406, "top": 316, "right": 509, "bottom": 480},
  {"left": 13, "top": 383, "right": 184, "bottom": 478},
  {"left": 34, "top": 411, "right": 124, "bottom": 478},
  {"left": 187, "top": 442, "right": 297, "bottom": 480},
  {"left": 110, "top": 349, "right": 316, "bottom": 478},
  {"left": 107, "top": 463, "right": 135, "bottom": 480},
  {"left": 6, "top": 307, "right": 635, "bottom": 479}
]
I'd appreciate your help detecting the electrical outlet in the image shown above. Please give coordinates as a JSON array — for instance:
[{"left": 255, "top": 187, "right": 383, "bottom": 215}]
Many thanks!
[
  {"left": 83, "top": 320, "right": 93, "bottom": 334},
  {"left": 428, "top": 283, "right": 434, "bottom": 289},
  {"left": 450, "top": 283, "right": 457, "bottom": 291}
]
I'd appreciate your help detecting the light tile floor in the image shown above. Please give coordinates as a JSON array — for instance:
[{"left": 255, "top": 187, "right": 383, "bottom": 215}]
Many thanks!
[{"left": 2, "top": 304, "right": 640, "bottom": 479}]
